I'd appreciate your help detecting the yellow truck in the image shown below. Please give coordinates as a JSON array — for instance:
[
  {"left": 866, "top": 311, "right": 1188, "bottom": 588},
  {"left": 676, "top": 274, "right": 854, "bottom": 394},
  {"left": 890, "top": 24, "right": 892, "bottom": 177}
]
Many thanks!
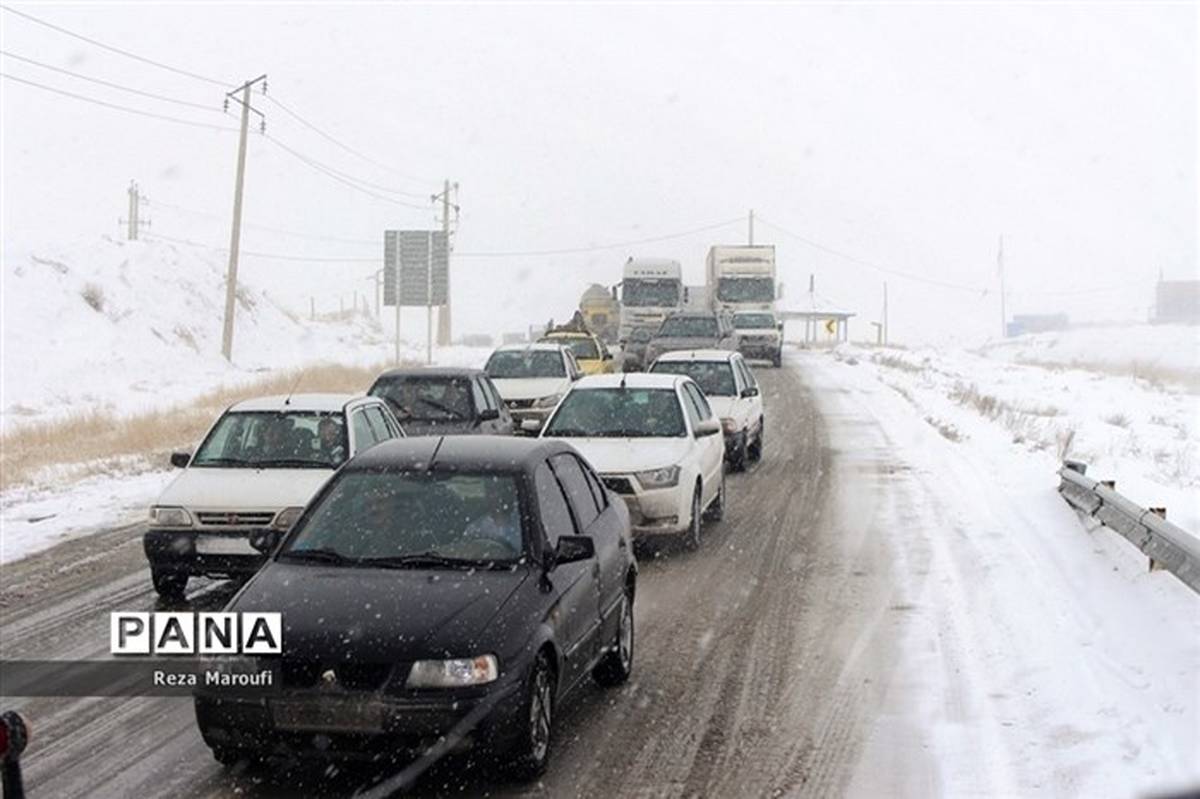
[{"left": 579, "top": 284, "right": 620, "bottom": 345}]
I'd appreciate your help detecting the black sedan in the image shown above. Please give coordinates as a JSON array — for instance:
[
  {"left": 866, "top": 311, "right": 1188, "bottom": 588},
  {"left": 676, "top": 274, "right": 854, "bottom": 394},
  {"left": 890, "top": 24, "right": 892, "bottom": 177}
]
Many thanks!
[
  {"left": 368, "top": 367, "right": 515, "bottom": 436},
  {"left": 194, "top": 436, "right": 637, "bottom": 780}
]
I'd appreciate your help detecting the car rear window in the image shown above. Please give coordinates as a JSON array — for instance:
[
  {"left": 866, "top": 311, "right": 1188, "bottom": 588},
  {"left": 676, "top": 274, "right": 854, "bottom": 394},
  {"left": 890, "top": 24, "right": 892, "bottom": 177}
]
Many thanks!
[
  {"left": 370, "top": 376, "right": 475, "bottom": 422},
  {"left": 658, "top": 316, "right": 718, "bottom": 337},
  {"left": 650, "top": 360, "right": 736, "bottom": 396},
  {"left": 543, "top": 388, "right": 685, "bottom": 438},
  {"left": 486, "top": 350, "right": 567, "bottom": 378}
]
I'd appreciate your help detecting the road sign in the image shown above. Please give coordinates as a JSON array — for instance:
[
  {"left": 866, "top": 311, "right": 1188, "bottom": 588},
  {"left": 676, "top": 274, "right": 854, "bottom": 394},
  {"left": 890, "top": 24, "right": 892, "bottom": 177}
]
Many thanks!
[{"left": 383, "top": 230, "right": 448, "bottom": 307}]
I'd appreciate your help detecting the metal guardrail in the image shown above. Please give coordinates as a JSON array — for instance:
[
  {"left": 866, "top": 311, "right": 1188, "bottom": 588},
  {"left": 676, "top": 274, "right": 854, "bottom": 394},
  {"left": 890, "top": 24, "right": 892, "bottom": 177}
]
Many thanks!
[{"left": 1058, "top": 461, "right": 1200, "bottom": 594}]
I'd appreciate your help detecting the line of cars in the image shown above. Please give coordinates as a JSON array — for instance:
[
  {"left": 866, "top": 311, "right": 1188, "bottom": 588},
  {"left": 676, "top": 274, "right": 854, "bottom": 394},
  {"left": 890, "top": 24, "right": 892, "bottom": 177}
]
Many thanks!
[{"left": 142, "top": 330, "right": 770, "bottom": 779}]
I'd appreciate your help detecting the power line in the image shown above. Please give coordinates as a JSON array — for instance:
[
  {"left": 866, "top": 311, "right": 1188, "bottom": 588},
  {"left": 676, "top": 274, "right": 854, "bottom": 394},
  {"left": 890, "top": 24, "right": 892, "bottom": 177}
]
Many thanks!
[
  {"left": 265, "top": 94, "right": 438, "bottom": 188},
  {"left": 455, "top": 217, "right": 746, "bottom": 258},
  {"left": 756, "top": 215, "right": 988, "bottom": 293},
  {"left": 149, "top": 200, "right": 379, "bottom": 246},
  {"left": 0, "top": 4, "right": 231, "bottom": 87},
  {"left": 263, "top": 133, "right": 432, "bottom": 211},
  {"left": 1, "top": 72, "right": 238, "bottom": 132},
  {"left": 0, "top": 49, "right": 222, "bottom": 112},
  {"left": 147, "top": 231, "right": 378, "bottom": 262}
]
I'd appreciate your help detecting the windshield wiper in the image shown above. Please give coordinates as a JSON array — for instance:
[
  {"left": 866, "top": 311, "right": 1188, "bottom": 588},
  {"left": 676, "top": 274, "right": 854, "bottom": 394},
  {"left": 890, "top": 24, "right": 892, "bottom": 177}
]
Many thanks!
[
  {"left": 251, "top": 458, "right": 335, "bottom": 468},
  {"left": 415, "top": 397, "right": 465, "bottom": 418},
  {"left": 192, "top": 456, "right": 253, "bottom": 466},
  {"left": 280, "top": 547, "right": 355, "bottom": 565},
  {"left": 362, "top": 552, "right": 485, "bottom": 569}
]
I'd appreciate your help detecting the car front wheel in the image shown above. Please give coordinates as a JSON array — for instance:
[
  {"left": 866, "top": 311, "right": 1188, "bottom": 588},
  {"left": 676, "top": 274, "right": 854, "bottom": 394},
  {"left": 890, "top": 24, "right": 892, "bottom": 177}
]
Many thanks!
[
  {"left": 151, "top": 569, "right": 187, "bottom": 600},
  {"left": 503, "top": 652, "right": 556, "bottom": 780}
]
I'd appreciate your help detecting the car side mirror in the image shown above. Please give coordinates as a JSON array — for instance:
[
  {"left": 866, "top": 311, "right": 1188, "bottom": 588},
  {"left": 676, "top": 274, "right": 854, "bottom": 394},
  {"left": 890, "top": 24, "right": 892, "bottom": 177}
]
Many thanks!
[
  {"left": 521, "top": 418, "right": 544, "bottom": 435},
  {"left": 249, "top": 529, "right": 281, "bottom": 554},
  {"left": 552, "top": 535, "right": 595, "bottom": 566},
  {"left": 694, "top": 418, "right": 722, "bottom": 438},
  {"left": 479, "top": 408, "right": 500, "bottom": 422},
  {"left": 570, "top": 372, "right": 582, "bottom": 381},
  {"left": 170, "top": 451, "right": 191, "bottom": 468},
  {"left": 741, "top": 386, "right": 759, "bottom": 398}
]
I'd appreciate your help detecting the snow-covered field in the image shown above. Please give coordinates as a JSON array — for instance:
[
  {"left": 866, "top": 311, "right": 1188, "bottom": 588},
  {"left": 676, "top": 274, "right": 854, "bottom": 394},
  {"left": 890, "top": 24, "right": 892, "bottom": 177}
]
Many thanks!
[{"left": 806, "top": 349, "right": 1199, "bottom": 796}]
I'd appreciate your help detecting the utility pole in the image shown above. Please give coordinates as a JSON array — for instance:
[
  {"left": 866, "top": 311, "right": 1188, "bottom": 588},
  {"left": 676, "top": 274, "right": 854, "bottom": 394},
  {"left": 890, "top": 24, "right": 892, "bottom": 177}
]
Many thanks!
[
  {"left": 220, "top": 74, "right": 267, "bottom": 362},
  {"left": 434, "top": 180, "right": 459, "bottom": 346},
  {"left": 748, "top": 209, "right": 755, "bottom": 245},
  {"left": 997, "top": 234, "right": 1006, "bottom": 339},
  {"left": 120, "top": 181, "right": 150, "bottom": 240}
]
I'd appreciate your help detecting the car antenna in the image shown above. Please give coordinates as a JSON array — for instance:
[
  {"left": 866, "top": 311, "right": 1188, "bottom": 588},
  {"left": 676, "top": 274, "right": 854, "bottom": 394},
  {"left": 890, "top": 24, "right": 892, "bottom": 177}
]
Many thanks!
[
  {"left": 283, "top": 374, "right": 303, "bottom": 406},
  {"left": 619, "top": 371, "right": 627, "bottom": 390},
  {"left": 427, "top": 436, "right": 446, "bottom": 471}
]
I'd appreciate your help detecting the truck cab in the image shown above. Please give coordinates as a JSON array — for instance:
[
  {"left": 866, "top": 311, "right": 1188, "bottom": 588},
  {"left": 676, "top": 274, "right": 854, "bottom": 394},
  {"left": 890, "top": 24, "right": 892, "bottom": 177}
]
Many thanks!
[
  {"left": 706, "top": 245, "right": 777, "bottom": 314},
  {"left": 619, "top": 257, "right": 683, "bottom": 343}
]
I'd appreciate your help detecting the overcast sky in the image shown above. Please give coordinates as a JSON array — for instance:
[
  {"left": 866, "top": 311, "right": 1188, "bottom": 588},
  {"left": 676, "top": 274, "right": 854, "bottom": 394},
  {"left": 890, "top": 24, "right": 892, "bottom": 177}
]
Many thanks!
[{"left": 2, "top": 2, "right": 1196, "bottom": 344}]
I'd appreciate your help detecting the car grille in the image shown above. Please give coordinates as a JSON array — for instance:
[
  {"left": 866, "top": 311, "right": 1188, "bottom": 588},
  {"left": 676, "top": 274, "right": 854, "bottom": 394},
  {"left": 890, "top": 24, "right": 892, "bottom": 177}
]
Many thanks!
[
  {"left": 601, "top": 475, "right": 636, "bottom": 494},
  {"left": 505, "top": 399, "right": 536, "bottom": 409},
  {"left": 196, "top": 511, "right": 276, "bottom": 527},
  {"left": 740, "top": 335, "right": 774, "bottom": 343},
  {"left": 280, "top": 660, "right": 397, "bottom": 691}
]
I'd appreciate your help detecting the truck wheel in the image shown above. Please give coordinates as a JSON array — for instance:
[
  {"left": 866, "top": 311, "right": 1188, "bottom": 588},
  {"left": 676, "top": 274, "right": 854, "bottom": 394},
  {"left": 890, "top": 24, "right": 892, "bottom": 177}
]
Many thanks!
[
  {"left": 772, "top": 351, "right": 782, "bottom": 368},
  {"left": 152, "top": 569, "right": 187, "bottom": 600}
]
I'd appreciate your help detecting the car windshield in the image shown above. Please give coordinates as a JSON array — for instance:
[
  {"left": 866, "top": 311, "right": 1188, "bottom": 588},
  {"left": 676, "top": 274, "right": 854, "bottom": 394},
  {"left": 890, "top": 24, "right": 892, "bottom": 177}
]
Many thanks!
[
  {"left": 623, "top": 278, "right": 680, "bottom": 307},
  {"left": 192, "top": 411, "right": 345, "bottom": 468},
  {"left": 486, "top": 350, "right": 566, "bottom": 378},
  {"left": 281, "top": 472, "right": 525, "bottom": 564},
  {"left": 551, "top": 337, "right": 599, "bottom": 360},
  {"left": 543, "top": 388, "right": 686, "bottom": 438},
  {"left": 370, "top": 376, "right": 473, "bottom": 421},
  {"left": 651, "top": 361, "right": 736, "bottom": 396},
  {"left": 717, "top": 277, "right": 774, "bottom": 302},
  {"left": 658, "top": 316, "right": 719, "bottom": 338},
  {"left": 733, "top": 313, "right": 777, "bottom": 329}
]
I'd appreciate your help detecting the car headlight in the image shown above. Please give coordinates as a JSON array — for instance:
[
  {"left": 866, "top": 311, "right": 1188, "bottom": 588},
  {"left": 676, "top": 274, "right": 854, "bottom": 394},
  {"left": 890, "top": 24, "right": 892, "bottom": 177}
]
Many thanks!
[
  {"left": 406, "top": 655, "right": 499, "bottom": 688},
  {"left": 272, "top": 506, "right": 305, "bottom": 531},
  {"left": 149, "top": 506, "right": 193, "bottom": 527},
  {"left": 721, "top": 418, "right": 737, "bottom": 435},
  {"left": 534, "top": 393, "right": 562, "bottom": 408},
  {"left": 635, "top": 465, "right": 680, "bottom": 489}
]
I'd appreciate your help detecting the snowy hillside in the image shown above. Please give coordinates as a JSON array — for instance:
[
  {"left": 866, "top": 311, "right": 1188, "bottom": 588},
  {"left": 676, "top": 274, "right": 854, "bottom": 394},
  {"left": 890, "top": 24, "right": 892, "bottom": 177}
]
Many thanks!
[
  {"left": 979, "top": 323, "right": 1200, "bottom": 389},
  {"left": 1, "top": 236, "right": 395, "bottom": 428}
]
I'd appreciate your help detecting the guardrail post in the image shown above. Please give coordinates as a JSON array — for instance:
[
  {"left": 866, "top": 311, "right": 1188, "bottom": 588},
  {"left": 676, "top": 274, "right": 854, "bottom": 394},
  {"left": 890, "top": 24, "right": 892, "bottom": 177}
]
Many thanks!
[{"left": 1149, "top": 507, "right": 1167, "bottom": 572}]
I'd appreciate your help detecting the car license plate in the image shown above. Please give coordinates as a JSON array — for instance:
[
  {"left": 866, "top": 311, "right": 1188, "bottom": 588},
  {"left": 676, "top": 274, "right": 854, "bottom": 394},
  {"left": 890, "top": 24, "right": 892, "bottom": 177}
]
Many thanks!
[
  {"left": 271, "top": 697, "right": 385, "bottom": 733},
  {"left": 194, "top": 535, "right": 256, "bottom": 555}
]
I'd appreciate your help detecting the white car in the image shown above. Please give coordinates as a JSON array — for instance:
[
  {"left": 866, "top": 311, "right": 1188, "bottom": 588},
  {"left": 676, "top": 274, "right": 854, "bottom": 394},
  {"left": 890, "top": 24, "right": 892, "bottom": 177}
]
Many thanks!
[
  {"left": 484, "top": 342, "right": 582, "bottom": 430},
  {"left": 649, "top": 349, "right": 764, "bottom": 471},
  {"left": 538, "top": 373, "right": 726, "bottom": 549},
  {"left": 143, "top": 394, "right": 403, "bottom": 598}
]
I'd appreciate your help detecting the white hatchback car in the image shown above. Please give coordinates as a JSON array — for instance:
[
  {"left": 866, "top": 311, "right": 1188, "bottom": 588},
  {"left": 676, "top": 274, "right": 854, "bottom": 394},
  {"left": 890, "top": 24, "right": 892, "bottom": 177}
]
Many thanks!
[
  {"left": 143, "top": 394, "right": 403, "bottom": 598},
  {"left": 538, "top": 373, "right": 726, "bottom": 549},
  {"left": 649, "top": 349, "right": 764, "bottom": 471},
  {"left": 484, "top": 342, "right": 582, "bottom": 431}
]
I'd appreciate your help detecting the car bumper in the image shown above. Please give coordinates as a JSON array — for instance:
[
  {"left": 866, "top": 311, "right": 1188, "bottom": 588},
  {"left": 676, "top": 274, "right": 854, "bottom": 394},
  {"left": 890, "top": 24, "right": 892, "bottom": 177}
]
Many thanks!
[
  {"left": 144, "top": 529, "right": 265, "bottom": 577},
  {"left": 506, "top": 405, "right": 553, "bottom": 430},
  {"left": 737, "top": 341, "right": 781, "bottom": 359},
  {"left": 607, "top": 483, "right": 688, "bottom": 536},
  {"left": 723, "top": 430, "right": 746, "bottom": 459},
  {"left": 194, "top": 679, "right": 525, "bottom": 759}
]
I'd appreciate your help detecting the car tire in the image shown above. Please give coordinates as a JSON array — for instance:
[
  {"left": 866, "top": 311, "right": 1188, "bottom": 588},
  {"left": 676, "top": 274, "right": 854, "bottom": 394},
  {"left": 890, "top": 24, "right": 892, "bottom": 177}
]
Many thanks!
[
  {"left": 152, "top": 569, "right": 187, "bottom": 600},
  {"left": 502, "top": 652, "right": 556, "bottom": 780},
  {"left": 772, "top": 351, "right": 782, "bottom": 368},
  {"left": 730, "top": 434, "right": 748, "bottom": 472},
  {"left": 704, "top": 469, "right": 726, "bottom": 522},
  {"left": 748, "top": 420, "right": 764, "bottom": 462},
  {"left": 210, "top": 746, "right": 250, "bottom": 767},
  {"left": 684, "top": 486, "right": 703, "bottom": 551},
  {"left": 593, "top": 591, "right": 635, "bottom": 687}
]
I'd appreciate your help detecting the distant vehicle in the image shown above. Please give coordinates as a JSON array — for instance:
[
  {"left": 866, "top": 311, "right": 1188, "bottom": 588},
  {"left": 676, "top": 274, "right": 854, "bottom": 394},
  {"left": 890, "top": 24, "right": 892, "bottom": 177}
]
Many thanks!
[
  {"left": 650, "top": 350, "right": 764, "bottom": 470},
  {"left": 368, "top": 367, "right": 514, "bottom": 436},
  {"left": 579, "top": 283, "right": 620, "bottom": 344},
  {"left": 706, "top": 245, "right": 777, "bottom": 314},
  {"left": 643, "top": 311, "right": 738, "bottom": 365},
  {"left": 539, "top": 329, "right": 615, "bottom": 375},
  {"left": 618, "top": 257, "right": 683, "bottom": 343},
  {"left": 194, "top": 436, "right": 637, "bottom": 779},
  {"left": 142, "top": 394, "right": 403, "bottom": 598},
  {"left": 485, "top": 343, "right": 582, "bottom": 430},
  {"left": 537, "top": 373, "right": 726, "bottom": 549},
  {"left": 731, "top": 310, "right": 783, "bottom": 367},
  {"left": 620, "top": 326, "right": 656, "bottom": 372}
]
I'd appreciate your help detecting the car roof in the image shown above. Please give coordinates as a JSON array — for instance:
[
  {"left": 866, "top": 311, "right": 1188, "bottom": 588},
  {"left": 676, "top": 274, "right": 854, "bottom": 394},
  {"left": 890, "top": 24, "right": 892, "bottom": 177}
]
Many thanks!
[
  {"left": 541, "top": 331, "right": 591, "bottom": 340},
  {"left": 493, "top": 342, "right": 568, "bottom": 353},
  {"left": 662, "top": 310, "right": 719, "bottom": 320},
  {"left": 372, "top": 366, "right": 486, "bottom": 380},
  {"left": 345, "top": 435, "right": 573, "bottom": 474},
  {"left": 652, "top": 349, "right": 739, "bottom": 363},
  {"left": 227, "top": 393, "right": 362, "bottom": 412},
  {"left": 571, "top": 373, "right": 685, "bottom": 390}
]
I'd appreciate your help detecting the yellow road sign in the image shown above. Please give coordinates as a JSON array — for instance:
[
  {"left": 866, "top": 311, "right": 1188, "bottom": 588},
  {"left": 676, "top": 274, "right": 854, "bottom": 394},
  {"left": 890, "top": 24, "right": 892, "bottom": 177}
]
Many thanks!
[{"left": 824, "top": 318, "right": 836, "bottom": 335}]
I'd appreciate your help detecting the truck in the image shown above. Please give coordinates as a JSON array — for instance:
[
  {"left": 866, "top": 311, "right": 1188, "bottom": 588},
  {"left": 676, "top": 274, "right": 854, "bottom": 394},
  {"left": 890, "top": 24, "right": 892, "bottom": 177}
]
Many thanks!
[
  {"left": 682, "top": 284, "right": 711, "bottom": 312},
  {"left": 618, "top": 257, "right": 683, "bottom": 342},
  {"left": 578, "top": 283, "right": 620, "bottom": 344},
  {"left": 705, "top": 245, "right": 777, "bottom": 314}
]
